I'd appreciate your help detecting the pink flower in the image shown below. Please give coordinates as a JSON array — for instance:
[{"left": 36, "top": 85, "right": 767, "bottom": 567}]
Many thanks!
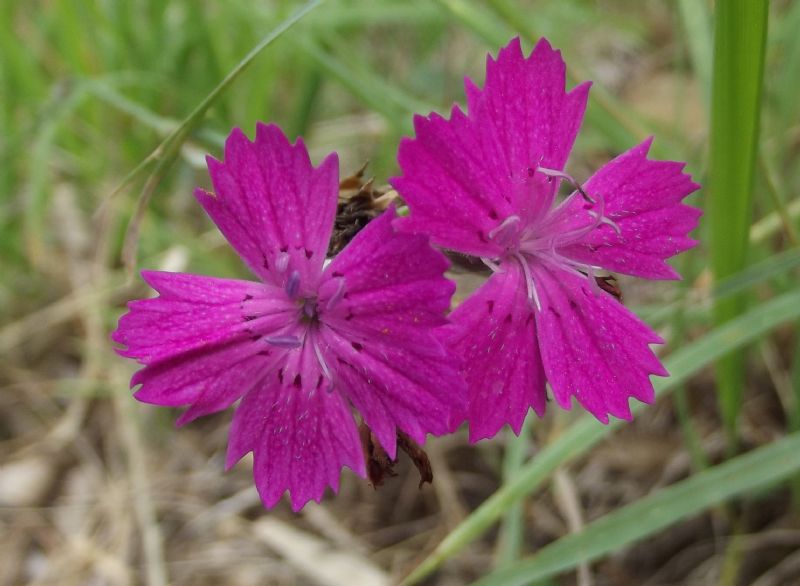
[
  {"left": 113, "top": 123, "right": 465, "bottom": 510},
  {"left": 392, "top": 38, "right": 701, "bottom": 441}
]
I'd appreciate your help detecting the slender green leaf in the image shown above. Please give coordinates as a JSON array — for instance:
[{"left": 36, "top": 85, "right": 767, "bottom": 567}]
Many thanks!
[
  {"left": 791, "top": 327, "right": 800, "bottom": 506},
  {"left": 709, "top": 0, "right": 769, "bottom": 441},
  {"left": 85, "top": 79, "right": 226, "bottom": 147},
  {"left": 670, "top": 253, "right": 709, "bottom": 471},
  {"left": 308, "top": 0, "right": 444, "bottom": 28},
  {"left": 433, "top": 0, "right": 511, "bottom": 48},
  {"left": 120, "top": 0, "right": 324, "bottom": 271},
  {"left": 24, "top": 84, "right": 88, "bottom": 266},
  {"left": 480, "top": 0, "right": 657, "bottom": 150},
  {"left": 293, "top": 34, "right": 434, "bottom": 130},
  {"left": 758, "top": 153, "right": 799, "bottom": 246},
  {"left": 773, "top": 0, "right": 800, "bottom": 159},
  {"left": 677, "top": 0, "right": 712, "bottom": 107},
  {"left": 640, "top": 247, "right": 800, "bottom": 326},
  {"left": 475, "top": 432, "right": 800, "bottom": 586},
  {"left": 751, "top": 195, "right": 800, "bottom": 244},
  {"left": 286, "top": 65, "right": 323, "bottom": 140},
  {"left": 401, "top": 288, "right": 800, "bottom": 585},
  {"left": 495, "top": 419, "right": 531, "bottom": 567}
]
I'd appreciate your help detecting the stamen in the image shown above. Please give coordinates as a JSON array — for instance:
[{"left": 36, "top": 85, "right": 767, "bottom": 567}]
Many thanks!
[
  {"left": 588, "top": 210, "right": 622, "bottom": 234},
  {"left": 285, "top": 270, "right": 301, "bottom": 299},
  {"left": 275, "top": 251, "right": 290, "bottom": 273},
  {"left": 584, "top": 265, "right": 603, "bottom": 296},
  {"left": 550, "top": 246, "right": 602, "bottom": 274},
  {"left": 548, "top": 246, "right": 606, "bottom": 290},
  {"left": 264, "top": 335, "right": 302, "bottom": 349},
  {"left": 488, "top": 215, "right": 521, "bottom": 247},
  {"left": 536, "top": 165, "right": 595, "bottom": 204},
  {"left": 513, "top": 252, "right": 541, "bottom": 311},
  {"left": 326, "top": 277, "right": 347, "bottom": 311},
  {"left": 551, "top": 192, "right": 618, "bottom": 248},
  {"left": 481, "top": 257, "right": 503, "bottom": 273},
  {"left": 584, "top": 192, "right": 620, "bottom": 232},
  {"left": 311, "top": 336, "right": 333, "bottom": 391}
]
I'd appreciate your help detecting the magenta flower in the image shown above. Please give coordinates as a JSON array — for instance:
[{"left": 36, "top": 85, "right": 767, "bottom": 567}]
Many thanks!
[
  {"left": 113, "top": 123, "right": 465, "bottom": 510},
  {"left": 392, "top": 38, "right": 701, "bottom": 441}
]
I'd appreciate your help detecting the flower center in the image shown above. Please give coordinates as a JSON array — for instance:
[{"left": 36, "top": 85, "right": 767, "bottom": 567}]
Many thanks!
[
  {"left": 240, "top": 271, "right": 340, "bottom": 392},
  {"left": 487, "top": 214, "right": 522, "bottom": 251},
  {"left": 301, "top": 296, "right": 319, "bottom": 321},
  {"left": 481, "top": 165, "right": 621, "bottom": 311}
]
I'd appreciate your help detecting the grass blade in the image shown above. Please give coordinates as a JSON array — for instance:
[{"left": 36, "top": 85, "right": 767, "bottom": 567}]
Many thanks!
[
  {"left": 758, "top": 152, "right": 799, "bottom": 246},
  {"left": 293, "top": 34, "right": 434, "bottom": 130},
  {"left": 751, "top": 195, "right": 800, "bottom": 244},
  {"left": 639, "top": 246, "right": 800, "bottom": 326},
  {"left": 433, "top": 0, "right": 511, "bottom": 48},
  {"left": 677, "top": 0, "right": 712, "bottom": 107},
  {"left": 401, "top": 287, "right": 800, "bottom": 585},
  {"left": 709, "top": 0, "right": 769, "bottom": 442},
  {"left": 483, "top": 0, "right": 651, "bottom": 148},
  {"left": 442, "top": 0, "right": 650, "bottom": 149},
  {"left": 495, "top": 419, "right": 531, "bottom": 567},
  {"left": 475, "top": 431, "right": 800, "bottom": 586},
  {"left": 119, "top": 0, "right": 324, "bottom": 272}
]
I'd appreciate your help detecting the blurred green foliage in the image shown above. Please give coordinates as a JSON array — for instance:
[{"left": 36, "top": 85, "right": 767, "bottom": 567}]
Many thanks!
[{"left": 2, "top": 0, "right": 799, "bottom": 583}]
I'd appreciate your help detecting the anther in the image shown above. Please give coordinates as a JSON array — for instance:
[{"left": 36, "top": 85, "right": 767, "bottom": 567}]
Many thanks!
[
  {"left": 285, "top": 270, "right": 301, "bottom": 299},
  {"left": 275, "top": 251, "right": 290, "bottom": 273},
  {"left": 264, "top": 335, "right": 302, "bottom": 349}
]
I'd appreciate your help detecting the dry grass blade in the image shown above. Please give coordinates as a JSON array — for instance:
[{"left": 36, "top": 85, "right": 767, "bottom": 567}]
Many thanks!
[
  {"left": 253, "top": 517, "right": 390, "bottom": 586},
  {"left": 0, "top": 279, "right": 120, "bottom": 353}
]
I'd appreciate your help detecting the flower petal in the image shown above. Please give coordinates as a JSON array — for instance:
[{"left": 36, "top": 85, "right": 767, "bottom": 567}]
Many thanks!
[
  {"left": 446, "top": 264, "right": 546, "bottom": 442},
  {"left": 320, "top": 328, "right": 464, "bottom": 459},
  {"left": 196, "top": 123, "right": 338, "bottom": 290},
  {"left": 112, "top": 271, "right": 295, "bottom": 424},
  {"left": 319, "top": 208, "right": 467, "bottom": 456},
  {"left": 322, "top": 207, "right": 455, "bottom": 328},
  {"left": 555, "top": 138, "right": 701, "bottom": 279},
  {"left": 113, "top": 271, "right": 291, "bottom": 364},
  {"left": 532, "top": 262, "right": 667, "bottom": 423},
  {"left": 135, "top": 343, "right": 284, "bottom": 426},
  {"left": 393, "top": 107, "right": 513, "bottom": 257},
  {"left": 393, "top": 37, "right": 590, "bottom": 255},
  {"left": 467, "top": 37, "right": 591, "bottom": 222},
  {"left": 226, "top": 345, "right": 365, "bottom": 512}
]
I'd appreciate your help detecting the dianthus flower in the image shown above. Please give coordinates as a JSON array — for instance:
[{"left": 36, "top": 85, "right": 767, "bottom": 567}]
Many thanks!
[
  {"left": 393, "top": 38, "right": 701, "bottom": 441},
  {"left": 113, "top": 123, "right": 466, "bottom": 510}
]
